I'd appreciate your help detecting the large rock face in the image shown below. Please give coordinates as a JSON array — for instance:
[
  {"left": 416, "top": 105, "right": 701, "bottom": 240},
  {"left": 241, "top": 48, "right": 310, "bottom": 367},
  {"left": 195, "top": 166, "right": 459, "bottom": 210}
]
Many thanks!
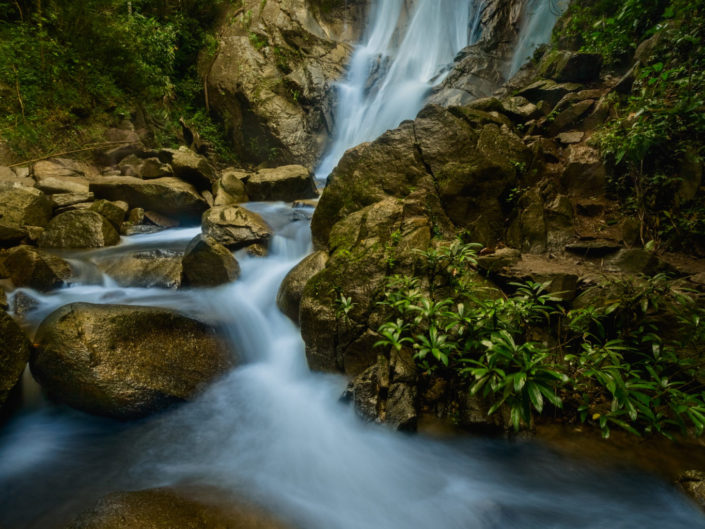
[
  {"left": 31, "top": 303, "right": 234, "bottom": 419},
  {"left": 65, "top": 488, "right": 294, "bottom": 529},
  {"left": 202, "top": 0, "right": 364, "bottom": 168},
  {"left": 0, "top": 311, "right": 31, "bottom": 411}
]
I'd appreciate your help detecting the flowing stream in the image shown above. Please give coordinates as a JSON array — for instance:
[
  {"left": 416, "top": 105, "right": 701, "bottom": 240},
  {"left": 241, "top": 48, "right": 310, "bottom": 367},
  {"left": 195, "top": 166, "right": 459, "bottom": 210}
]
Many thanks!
[{"left": 1, "top": 1, "right": 705, "bottom": 528}]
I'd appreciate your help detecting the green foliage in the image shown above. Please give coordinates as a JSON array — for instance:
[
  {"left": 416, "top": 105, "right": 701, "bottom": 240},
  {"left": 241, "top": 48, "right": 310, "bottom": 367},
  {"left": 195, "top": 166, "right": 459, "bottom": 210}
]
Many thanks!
[
  {"left": 557, "top": 0, "right": 705, "bottom": 251},
  {"left": 375, "top": 241, "right": 705, "bottom": 437},
  {"left": 0, "top": 0, "right": 234, "bottom": 160}
]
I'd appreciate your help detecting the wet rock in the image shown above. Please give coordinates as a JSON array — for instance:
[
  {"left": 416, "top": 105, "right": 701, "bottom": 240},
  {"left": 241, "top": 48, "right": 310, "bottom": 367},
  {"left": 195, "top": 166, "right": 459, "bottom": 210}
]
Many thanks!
[
  {"left": 95, "top": 250, "right": 183, "bottom": 289},
  {"left": 0, "top": 310, "right": 31, "bottom": 410},
  {"left": 0, "top": 187, "right": 53, "bottom": 229},
  {"left": 65, "top": 488, "right": 293, "bottom": 529},
  {"left": 181, "top": 234, "right": 240, "bottom": 288},
  {"left": 202, "top": 206, "right": 272, "bottom": 250},
  {"left": 546, "top": 99, "right": 594, "bottom": 136},
  {"left": 144, "top": 210, "right": 180, "bottom": 228},
  {"left": 165, "top": 146, "right": 217, "bottom": 190},
  {"left": 245, "top": 165, "right": 318, "bottom": 202},
  {"left": 0, "top": 225, "right": 27, "bottom": 247},
  {"left": 277, "top": 250, "right": 328, "bottom": 324},
  {"left": 32, "top": 303, "right": 234, "bottom": 419},
  {"left": 677, "top": 470, "right": 705, "bottom": 509},
  {"left": 88, "top": 200, "right": 129, "bottom": 229},
  {"left": 90, "top": 176, "right": 209, "bottom": 223},
  {"left": 539, "top": 51, "right": 603, "bottom": 83},
  {"left": 13, "top": 291, "right": 40, "bottom": 317},
  {"left": 4, "top": 245, "right": 72, "bottom": 291},
  {"left": 39, "top": 210, "right": 120, "bottom": 249}
]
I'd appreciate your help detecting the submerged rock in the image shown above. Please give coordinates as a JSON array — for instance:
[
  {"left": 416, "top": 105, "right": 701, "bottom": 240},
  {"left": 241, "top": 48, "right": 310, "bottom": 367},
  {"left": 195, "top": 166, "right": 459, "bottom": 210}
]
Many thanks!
[
  {"left": 181, "top": 234, "right": 240, "bottom": 288},
  {"left": 95, "top": 250, "right": 183, "bottom": 289},
  {"left": 65, "top": 488, "right": 293, "bottom": 529},
  {"left": 31, "top": 303, "right": 234, "bottom": 419},
  {"left": 39, "top": 210, "right": 120, "bottom": 249},
  {"left": 0, "top": 310, "right": 31, "bottom": 411}
]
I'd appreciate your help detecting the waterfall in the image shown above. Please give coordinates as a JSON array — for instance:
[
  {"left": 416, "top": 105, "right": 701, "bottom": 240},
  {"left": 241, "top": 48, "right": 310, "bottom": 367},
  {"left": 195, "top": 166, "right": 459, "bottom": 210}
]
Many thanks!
[
  {"left": 315, "top": 0, "right": 478, "bottom": 180},
  {"left": 509, "top": 0, "right": 569, "bottom": 77}
]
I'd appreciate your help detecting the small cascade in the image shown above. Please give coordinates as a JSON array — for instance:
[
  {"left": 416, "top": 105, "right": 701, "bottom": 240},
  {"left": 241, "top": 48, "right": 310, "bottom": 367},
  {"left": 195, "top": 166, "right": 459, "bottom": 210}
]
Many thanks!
[{"left": 315, "top": 0, "right": 478, "bottom": 180}]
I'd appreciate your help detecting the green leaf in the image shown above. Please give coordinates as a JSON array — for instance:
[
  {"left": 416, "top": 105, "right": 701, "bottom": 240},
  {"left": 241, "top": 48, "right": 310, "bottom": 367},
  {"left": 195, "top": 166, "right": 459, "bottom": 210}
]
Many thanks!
[{"left": 527, "top": 382, "right": 544, "bottom": 413}]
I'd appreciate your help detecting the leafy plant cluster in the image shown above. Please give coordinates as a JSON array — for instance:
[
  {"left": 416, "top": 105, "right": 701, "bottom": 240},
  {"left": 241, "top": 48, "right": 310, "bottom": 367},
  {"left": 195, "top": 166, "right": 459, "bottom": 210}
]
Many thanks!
[
  {"left": 375, "top": 240, "right": 705, "bottom": 438},
  {"left": 556, "top": 0, "right": 705, "bottom": 251},
  {"left": 0, "top": 0, "right": 234, "bottom": 160}
]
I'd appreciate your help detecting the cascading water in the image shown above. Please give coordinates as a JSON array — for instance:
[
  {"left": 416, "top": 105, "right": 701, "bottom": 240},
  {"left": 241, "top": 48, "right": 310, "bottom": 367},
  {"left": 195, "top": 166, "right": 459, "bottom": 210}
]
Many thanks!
[
  {"left": 315, "top": 0, "right": 480, "bottom": 180},
  {"left": 1, "top": 2, "right": 705, "bottom": 529},
  {"left": 509, "top": 0, "right": 569, "bottom": 77}
]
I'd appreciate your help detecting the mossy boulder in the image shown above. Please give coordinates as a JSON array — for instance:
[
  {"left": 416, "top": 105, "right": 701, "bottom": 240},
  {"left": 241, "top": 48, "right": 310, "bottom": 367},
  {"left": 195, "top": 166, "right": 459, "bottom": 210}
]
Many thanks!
[
  {"left": 0, "top": 310, "right": 31, "bottom": 411},
  {"left": 277, "top": 250, "right": 328, "bottom": 324},
  {"left": 4, "top": 245, "right": 72, "bottom": 291},
  {"left": 39, "top": 210, "right": 120, "bottom": 249},
  {"left": 181, "top": 234, "right": 240, "bottom": 288},
  {"left": 0, "top": 187, "right": 53, "bottom": 230},
  {"left": 31, "top": 303, "right": 234, "bottom": 419}
]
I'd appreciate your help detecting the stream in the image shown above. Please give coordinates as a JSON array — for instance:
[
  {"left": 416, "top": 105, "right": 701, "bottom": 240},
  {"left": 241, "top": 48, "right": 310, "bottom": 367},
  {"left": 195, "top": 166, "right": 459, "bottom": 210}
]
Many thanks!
[{"left": 2, "top": 0, "right": 705, "bottom": 527}]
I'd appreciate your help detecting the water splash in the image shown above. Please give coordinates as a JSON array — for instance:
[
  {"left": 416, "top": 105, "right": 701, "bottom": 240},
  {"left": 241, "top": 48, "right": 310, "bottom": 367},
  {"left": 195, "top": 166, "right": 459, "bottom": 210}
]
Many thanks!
[{"left": 315, "top": 0, "right": 477, "bottom": 181}]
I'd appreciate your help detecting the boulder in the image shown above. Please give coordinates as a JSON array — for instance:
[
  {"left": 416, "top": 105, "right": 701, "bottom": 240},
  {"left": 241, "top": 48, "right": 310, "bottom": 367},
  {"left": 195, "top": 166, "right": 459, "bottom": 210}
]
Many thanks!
[
  {"left": 90, "top": 177, "right": 209, "bottom": 223},
  {"left": 166, "top": 146, "right": 217, "bottom": 190},
  {"left": 0, "top": 165, "right": 34, "bottom": 190},
  {"left": 202, "top": 206, "right": 272, "bottom": 250},
  {"left": 32, "top": 158, "right": 95, "bottom": 180},
  {"left": 677, "top": 470, "right": 705, "bottom": 509},
  {"left": 0, "top": 310, "right": 31, "bottom": 410},
  {"left": 606, "top": 249, "right": 672, "bottom": 276},
  {"left": 0, "top": 289, "right": 6, "bottom": 310},
  {"left": 0, "top": 224, "right": 27, "bottom": 247},
  {"left": 181, "top": 234, "right": 240, "bottom": 288},
  {"left": 477, "top": 248, "right": 522, "bottom": 273},
  {"left": 65, "top": 488, "right": 293, "bottom": 529},
  {"left": 138, "top": 157, "right": 173, "bottom": 179},
  {"left": 565, "top": 238, "right": 622, "bottom": 257},
  {"left": 245, "top": 165, "right": 318, "bottom": 202},
  {"left": 215, "top": 169, "right": 249, "bottom": 205},
  {"left": 561, "top": 144, "right": 607, "bottom": 196},
  {"left": 31, "top": 303, "right": 234, "bottom": 419},
  {"left": 36, "top": 176, "right": 90, "bottom": 195},
  {"left": 88, "top": 200, "right": 129, "bottom": 229},
  {"left": 39, "top": 210, "right": 120, "bottom": 249},
  {"left": 546, "top": 99, "right": 594, "bottom": 136},
  {"left": 95, "top": 250, "right": 183, "bottom": 289},
  {"left": 516, "top": 79, "right": 582, "bottom": 107},
  {"left": 276, "top": 250, "right": 328, "bottom": 324},
  {"left": 0, "top": 187, "right": 53, "bottom": 229},
  {"left": 4, "top": 245, "right": 72, "bottom": 291},
  {"left": 539, "top": 51, "right": 603, "bottom": 83}
]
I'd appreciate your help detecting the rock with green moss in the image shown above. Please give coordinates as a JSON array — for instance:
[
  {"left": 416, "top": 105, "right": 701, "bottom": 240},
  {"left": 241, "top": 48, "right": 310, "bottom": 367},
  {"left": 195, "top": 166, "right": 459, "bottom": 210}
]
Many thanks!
[
  {"left": 32, "top": 303, "right": 234, "bottom": 419},
  {"left": 181, "top": 234, "right": 240, "bottom": 288},
  {"left": 277, "top": 250, "right": 328, "bottom": 325},
  {"left": 4, "top": 245, "right": 72, "bottom": 291},
  {"left": 39, "top": 210, "right": 120, "bottom": 249},
  {"left": 0, "top": 310, "right": 31, "bottom": 412},
  {"left": 538, "top": 50, "right": 603, "bottom": 83}
]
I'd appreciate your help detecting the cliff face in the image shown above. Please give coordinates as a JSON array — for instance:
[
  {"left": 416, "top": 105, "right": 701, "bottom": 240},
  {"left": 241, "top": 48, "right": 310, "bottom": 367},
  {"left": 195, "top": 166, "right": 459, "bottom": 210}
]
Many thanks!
[
  {"left": 202, "top": 0, "right": 369, "bottom": 169},
  {"left": 204, "top": 0, "right": 537, "bottom": 169}
]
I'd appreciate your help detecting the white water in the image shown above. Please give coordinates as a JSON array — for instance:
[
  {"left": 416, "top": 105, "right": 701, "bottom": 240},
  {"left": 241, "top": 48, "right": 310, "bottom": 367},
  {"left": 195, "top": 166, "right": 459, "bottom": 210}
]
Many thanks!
[
  {"left": 509, "top": 0, "right": 569, "bottom": 77},
  {"left": 1, "top": 4, "right": 705, "bottom": 529},
  {"left": 315, "top": 0, "right": 480, "bottom": 180}
]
